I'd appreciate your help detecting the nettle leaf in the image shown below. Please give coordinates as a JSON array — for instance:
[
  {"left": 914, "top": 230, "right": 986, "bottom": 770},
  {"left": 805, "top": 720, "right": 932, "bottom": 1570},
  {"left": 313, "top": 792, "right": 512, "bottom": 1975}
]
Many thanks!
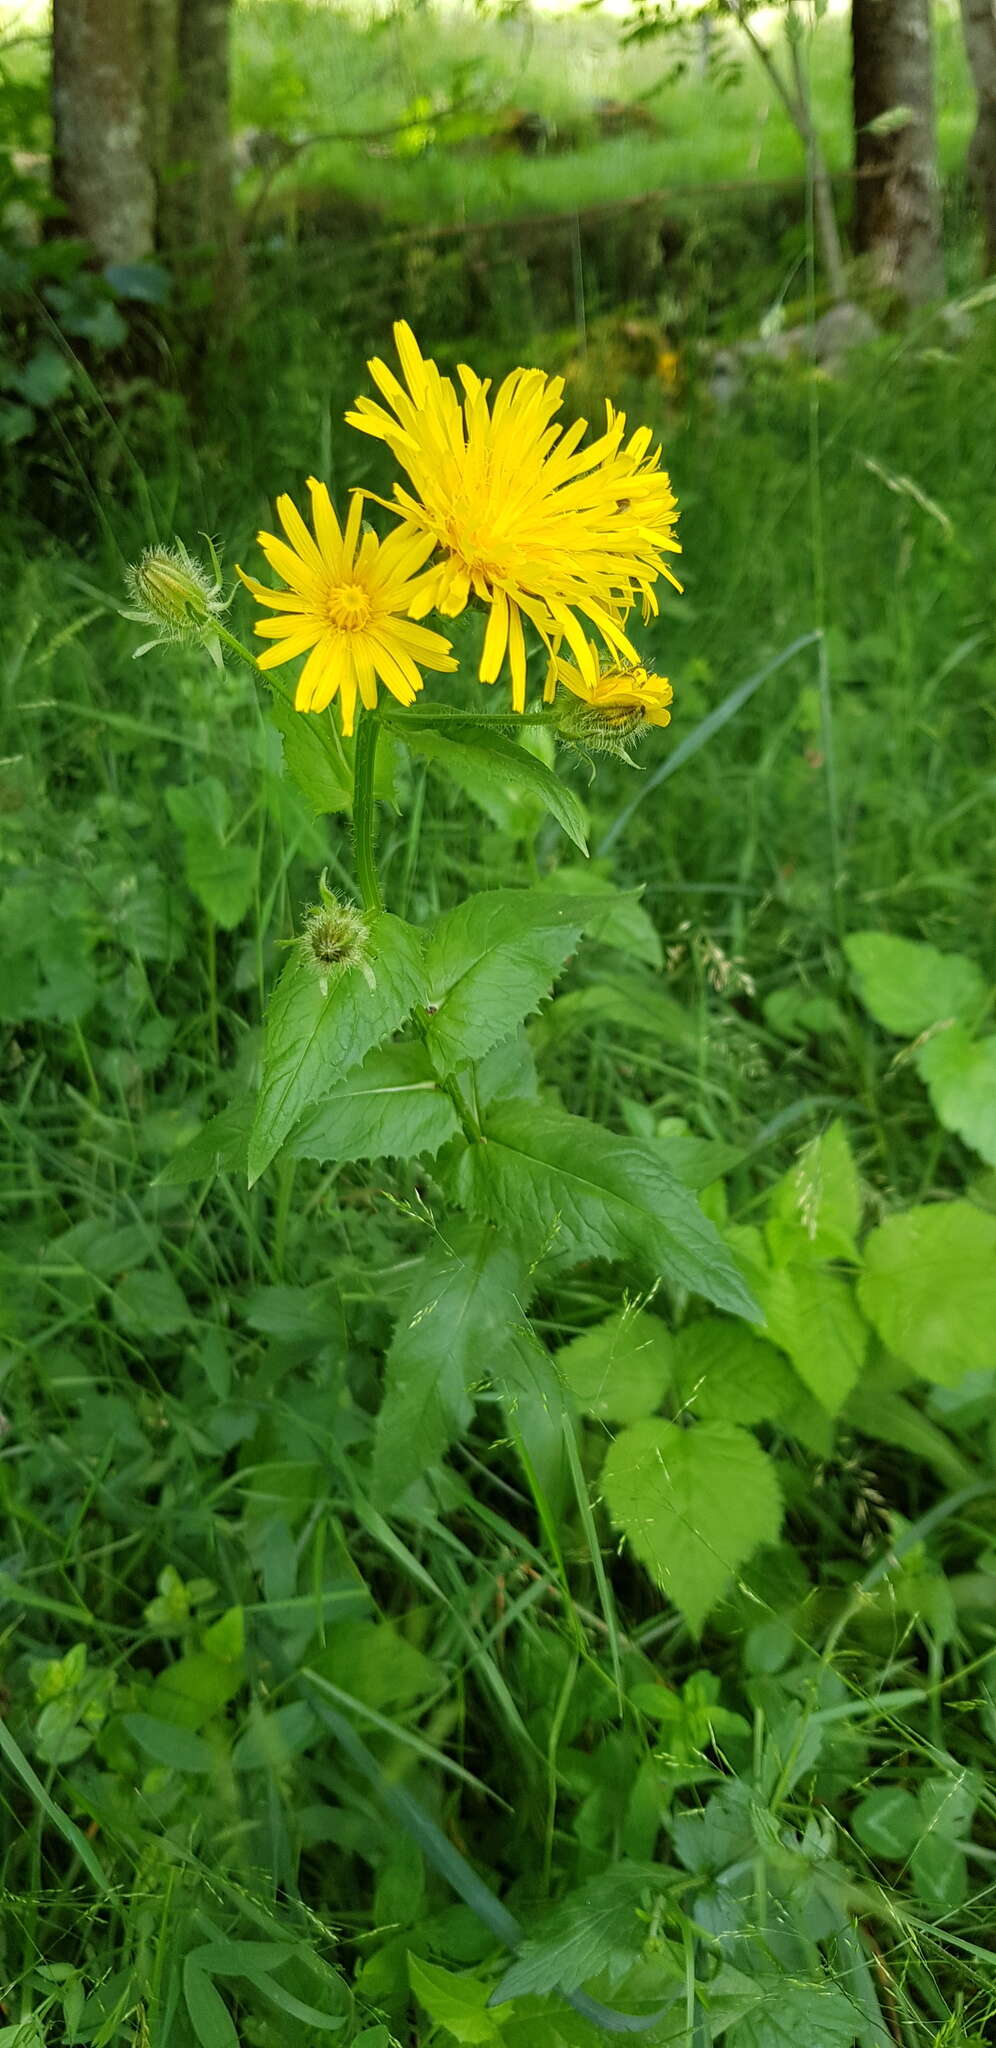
[
  {"left": 491, "top": 1864, "right": 667, "bottom": 2004},
  {"left": 289, "top": 1042, "right": 458, "bottom": 1165},
  {"left": 408, "top": 1956, "right": 501, "bottom": 2045},
  {"left": 424, "top": 888, "right": 603, "bottom": 1070},
  {"left": 766, "top": 1121, "right": 862, "bottom": 1264},
  {"left": 249, "top": 913, "right": 424, "bottom": 1184},
  {"left": 844, "top": 931, "right": 985, "bottom": 1037},
  {"left": 556, "top": 1309, "right": 674, "bottom": 1424},
  {"left": 915, "top": 1025, "right": 996, "bottom": 1167},
  {"left": 539, "top": 867, "right": 663, "bottom": 967},
  {"left": 157, "top": 1097, "right": 252, "bottom": 1185},
  {"left": 728, "top": 1975, "right": 859, "bottom": 2048},
  {"left": 166, "top": 777, "right": 256, "bottom": 930},
  {"left": 397, "top": 721, "right": 589, "bottom": 853},
  {"left": 672, "top": 1321, "right": 798, "bottom": 1426},
  {"left": 268, "top": 692, "right": 352, "bottom": 817},
  {"left": 455, "top": 1102, "right": 758, "bottom": 1318},
  {"left": 601, "top": 1419, "right": 782, "bottom": 1632},
  {"left": 372, "top": 1222, "right": 530, "bottom": 1505},
  {"left": 751, "top": 1261, "right": 867, "bottom": 1414},
  {"left": 858, "top": 1201, "right": 996, "bottom": 1386}
]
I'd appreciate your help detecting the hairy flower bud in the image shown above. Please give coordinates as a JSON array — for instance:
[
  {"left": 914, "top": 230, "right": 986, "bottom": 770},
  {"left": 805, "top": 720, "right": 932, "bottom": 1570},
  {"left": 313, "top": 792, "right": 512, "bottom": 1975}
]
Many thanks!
[
  {"left": 551, "top": 657, "right": 674, "bottom": 762},
  {"left": 125, "top": 540, "right": 227, "bottom": 665},
  {"left": 300, "top": 873, "right": 373, "bottom": 995}
]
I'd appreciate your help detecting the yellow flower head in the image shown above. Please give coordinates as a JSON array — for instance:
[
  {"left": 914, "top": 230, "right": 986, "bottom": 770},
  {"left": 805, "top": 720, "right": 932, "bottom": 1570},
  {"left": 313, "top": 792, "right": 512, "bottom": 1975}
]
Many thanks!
[
  {"left": 346, "top": 322, "right": 681, "bottom": 712},
  {"left": 238, "top": 478, "right": 458, "bottom": 737},
  {"left": 552, "top": 650, "right": 674, "bottom": 755}
]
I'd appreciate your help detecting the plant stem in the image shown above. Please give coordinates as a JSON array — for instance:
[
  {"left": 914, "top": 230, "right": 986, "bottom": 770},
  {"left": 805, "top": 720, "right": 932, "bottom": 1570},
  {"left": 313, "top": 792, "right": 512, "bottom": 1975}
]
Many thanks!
[{"left": 352, "top": 712, "right": 384, "bottom": 915}]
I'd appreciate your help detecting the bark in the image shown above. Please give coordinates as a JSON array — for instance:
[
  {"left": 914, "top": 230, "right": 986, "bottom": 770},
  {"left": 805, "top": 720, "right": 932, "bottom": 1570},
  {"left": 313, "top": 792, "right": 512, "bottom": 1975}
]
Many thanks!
[
  {"left": 960, "top": 0, "right": 996, "bottom": 272},
  {"left": 52, "top": 0, "right": 156, "bottom": 263},
  {"left": 159, "top": 0, "right": 238, "bottom": 298},
  {"left": 851, "top": 0, "right": 943, "bottom": 303},
  {"left": 721, "top": 1, "right": 847, "bottom": 302}
]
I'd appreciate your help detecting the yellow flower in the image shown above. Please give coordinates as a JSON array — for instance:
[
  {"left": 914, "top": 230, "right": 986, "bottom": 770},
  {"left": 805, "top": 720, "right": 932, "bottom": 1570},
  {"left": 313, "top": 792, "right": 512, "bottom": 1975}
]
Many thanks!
[
  {"left": 346, "top": 322, "right": 681, "bottom": 713},
  {"left": 237, "top": 478, "right": 458, "bottom": 736},
  {"left": 552, "top": 651, "right": 674, "bottom": 753}
]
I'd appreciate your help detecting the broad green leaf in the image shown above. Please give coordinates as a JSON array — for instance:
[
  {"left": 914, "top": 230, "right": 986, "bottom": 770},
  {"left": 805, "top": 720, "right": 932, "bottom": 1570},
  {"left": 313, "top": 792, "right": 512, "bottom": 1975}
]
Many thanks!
[
  {"left": 454, "top": 1102, "right": 759, "bottom": 1318},
  {"left": 911, "top": 1832, "right": 968, "bottom": 1914},
  {"left": 601, "top": 1419, "right": 782, "bottom": 1632},
  {"left": 113, "top": 1268, "right": 190, "bottom": 1336},
  {"left": 729, "top": 1975, "right": 861, "bottom": 2048},
  {"left": 372, "top": 1222, "right": 530, "bottom": 1504},
  {"left": 915, "top": 1025, "right": 996, "bottom": 1166},
  {"left": 766, "top": 1121, "right": 862, "bottom": 1264},
  {"left": 537, "top": 976, "right": 692, "bottom": 1051},
  {"left": 491, "top": 1864, "right": 667, "bottom": 2003},
  {"left": 539, "top": 867, "right": 663, "bottom": 967},
  {"left": 672, "top": 1321, "right": 798, "bottom": 1425},
  {"left": 187, "top": 1940, "right": 299, "bottom": 1979},
  {"left": 123, "top": 1712, "right": 215, "bottom": 1773},
  {"left": 919, "top": 1770, "right": 979, "bottom": 1839},
  {"left": 183, "top": 1963, "right": 238, "bottom": 2048},
  {"left": 858, "top": 1202, "right": 996, "bottom": 1385},
  {"left": 268, "top": 691, "right": 352, "bottom": 815},
  {"left": 751, "top": 1261, "right": 867, "bottom": 1413},
  {"left": 556, "top": 1309, "right": 674, "bottom": 1424},
  {"left": 310, "top": 1619, "right": 442, "bottom": 1712},
  {"left": 851, "top": 1786, "right": 920, "bottom": 1860},
  {"left": 424, "top": 888, "right": 603, "bottom": 1070},
  {"left": 249, "top": 912, "right": 424, "bottom": 1183},
  {"left": 398, "top": 722, "right": 588, "bottom": 853},
  {"left": 844, "top": 931, "right": 985, "bottom": 1037},
  {"left": 166, "top": 778, "right": 256, "bottom": 929},
  {"left": 408, "top": 1955, "right": 502, "bottom": 2045},
  {"left": 157, "top": 1097, "right": 252, "bottom": 1185},
  {"left": 289, "top": 1042, "right": 458, "bottom": 1164}
]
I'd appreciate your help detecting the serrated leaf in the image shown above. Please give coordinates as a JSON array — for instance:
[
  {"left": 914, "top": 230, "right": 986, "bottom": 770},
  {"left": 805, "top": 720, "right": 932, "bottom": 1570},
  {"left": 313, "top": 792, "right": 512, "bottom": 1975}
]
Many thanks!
[
  {"left": 454, "top": 1101, "right": 759, "bottom": 1319},
  {"left": 289, "top": 1041, "right": 458, "bottom": 1164},
  {"left": 424, "top": 888, "right": 602, "bottom": 1070},
  {"left": 729, "top": 1975, "right": 860, "bottom": 2048},
  {"left": 556, "top": 1309, "right": 674, "bottom": 1424},
  {"left": 491, "top": 1864, "right": 666, "bottom": 2004},
  {"left": 844, "top": 931, "right": 985, "bottom": 1037},
  {"left": 157, "top": 1097, "right": 252, "bottom": 1185},
  {"left": 915, "top": 1025, "right": 996, "bottom": 1166},
  {"left": 672, "top": 1321, "right": 798, "bottom": 1425},
  {"left": 268, "top": 692, "right": 352, "bottom": 816},
  {"left": 398, "top": 722, "right": 588, "bottom": 853},
  {"left": 766, "top": 1121, "right": 862, "bottom": 1263},
  {"left": 858, "top": 1202, "right": 996, "bottom": 1385},
  {"left": 601, "top": 1419, "right": 782, "bottom": 1632},
  {"left": 249, "top": 913, "right": 424, "bottom": 1183},
  {"left": 751, "top": 1261, "right": 867, "bottom": 1413},
  {"left": 851, "top": 1786, "right": 920, "bottom": 1860},
  {"left": 539, "top": 868, "right": 662, "bottom": 967},
  {"left": 408, "top": 1956, "right": 501, "bottom": 2044},
  {"left": 372, "top": 1223, "right": 530, "bottom": 1504}
]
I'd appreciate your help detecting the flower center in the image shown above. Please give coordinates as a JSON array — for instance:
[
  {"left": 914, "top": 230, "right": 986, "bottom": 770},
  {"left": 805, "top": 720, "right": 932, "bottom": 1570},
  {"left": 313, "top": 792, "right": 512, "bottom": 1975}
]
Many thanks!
[{"left": 327, "top": 583, "right": 372, "bottom": 631}]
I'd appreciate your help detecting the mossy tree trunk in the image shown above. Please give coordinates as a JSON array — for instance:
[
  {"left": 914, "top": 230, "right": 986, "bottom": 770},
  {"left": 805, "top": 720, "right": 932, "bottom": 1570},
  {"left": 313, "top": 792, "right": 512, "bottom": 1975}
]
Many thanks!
[
  {"left": 960, "top": 0, "right": 996, "bottom": 273},
  {"left": 851, "top": 0, "right": 943, "bottom": 304},
  {"left": 159, "top": 0, "right": 240, "bottom": 308}
]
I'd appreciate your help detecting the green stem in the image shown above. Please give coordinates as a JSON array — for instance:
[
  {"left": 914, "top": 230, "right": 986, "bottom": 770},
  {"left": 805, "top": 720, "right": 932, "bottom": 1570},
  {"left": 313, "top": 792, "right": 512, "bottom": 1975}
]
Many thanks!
[
  {"left": 352, "top": 712, "right": 384, "bottom": 915},
  {"left": 214, "top": 621, "right": 268, "bottom": 674}
]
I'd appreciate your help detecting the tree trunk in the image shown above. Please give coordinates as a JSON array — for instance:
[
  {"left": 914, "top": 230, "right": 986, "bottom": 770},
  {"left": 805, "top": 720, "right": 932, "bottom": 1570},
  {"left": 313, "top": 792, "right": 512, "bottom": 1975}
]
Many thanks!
[
  {"left": 851, "top": 0, "right": 943, "bottom": 303},
  {"left": 159, "top": 0, "right": 238, "bottom": 304},
  {"left": 960, "top": 0, "right": 996, "bottom": 273},
  {"left": 52, "top": 0, "right": 156, "bottom": 263}
]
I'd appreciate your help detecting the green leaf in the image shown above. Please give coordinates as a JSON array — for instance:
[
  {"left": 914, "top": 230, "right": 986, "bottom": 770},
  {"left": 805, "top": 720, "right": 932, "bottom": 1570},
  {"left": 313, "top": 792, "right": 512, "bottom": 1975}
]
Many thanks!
[
  {"left": 751, "top": 1261, "right": 867, "bottom": 1413},
  {"left": 249, "top": 912, "right": 424, "bottom": 1183},
  {"left": 424, "top": 888, "right": 603, "bottom": 1070},
  {"left": 289, "top": 1041, "right": 458, "bottom": 1164},
  {"left": 166, "top": 778, "right": 256, "bottom": 929},
  {"left": 858, "top": 1202, "right": 996, "bottom": 1385},
  {"left": 16, "top": 345, "right": 73, "bottom": 407},
  {"left": 455, "top": 1101, "right": 759, "bottom": 1319},
  {"left": 556, "top": 1309, "right": 674, "bottom": 1424},
  {"left": 537, "top": 976, "right": 692, "bottom": 1051},
  {"left": 844, "top": 931, "right": 985, "bottom": 1037},
  {"left": 398, "top": 722, "right": 588, "bottom": 853},
  {"left": 372, "top": 1222, "right": 530, "bottom": 1504},
  {"left": 766, "top": 1121, "right": 862, "bottom": 1264},
  {"left": 672, "top": 1321, "right": 798, "bottom": 1426},
  {"left": 851, "top": 1787, "right": 921, "bottom": 1860},
  {"left": 910, "top": 1833, "right": 968, "bottom": 1914},
  {"left": 539, "top": 867, "right": 663, "bottom": 967},
  {"left": 729, "top": 1975, "right": 860, "bottom": 2048},
  {"left": 915, "top": 1026, "right": 996, "bottom": 1166},
  {"left": 123, "top": 1713, "right": 215, "bottom": 1773},
  {"left": 113, "top": 1268, "right": 190, "bottom": 1336},
  {"left": 491, "top": 1864, "right": 666, "bottom": 2003},
  {"left": 268, "top": 692, "right": 352, "bottom": 816},
  {"left": 157, "top": 1097, "right": 252, "bottom": 1185},
  {"left": 183, "top": 1964, "right": 239, "bottom": 2048},
  {"left": 408, "top": 1956, "right": 502, "bottom": 2044},
  {"left": 601, "top": 1419, "right": 782, "bottom": 1632}
]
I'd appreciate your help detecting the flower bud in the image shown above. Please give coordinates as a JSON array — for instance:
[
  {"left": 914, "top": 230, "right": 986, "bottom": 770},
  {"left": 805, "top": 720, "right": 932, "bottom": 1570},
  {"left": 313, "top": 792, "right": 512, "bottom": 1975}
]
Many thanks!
[
  {"left": 552, "top": 658, "right": 674, "bottom": 761},
  {"left": 125, "top": 540, "right": 227, "bottom": 663},
  {"left": 300, "top": 873, "right": 373, "bottom": 995}
]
